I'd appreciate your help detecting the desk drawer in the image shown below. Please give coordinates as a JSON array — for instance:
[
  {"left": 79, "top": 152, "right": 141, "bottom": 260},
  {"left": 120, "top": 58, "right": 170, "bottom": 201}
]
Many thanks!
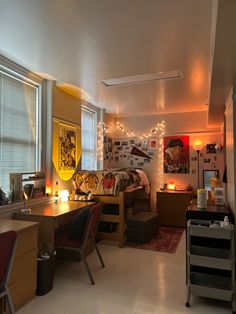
[
  {"left": 15, "top": 227, "right": 37, "bottom": 257},
  {"left": 158, "top": 195, "right": 191, "bottom": 206},
  {"left": 159, "top": 212, "right": 185, "bottom": 227},
  {"left": 9, "top": 249, "right": 37, "bottom": 285},
  {"left": 8, "top": 268, "right": 37, "bottom": 310}
]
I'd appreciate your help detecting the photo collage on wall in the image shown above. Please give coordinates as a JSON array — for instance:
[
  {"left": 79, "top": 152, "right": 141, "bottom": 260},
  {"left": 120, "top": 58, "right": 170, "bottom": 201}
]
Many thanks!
[
  {"left": 190, "top": 143, "right": 218, "bottom": 171},
  {"left": 104, "top": 136, "right": 113, "bottom": 161},
  {"left": 104, "top": 137, "right": 158, "bottom": 167}
]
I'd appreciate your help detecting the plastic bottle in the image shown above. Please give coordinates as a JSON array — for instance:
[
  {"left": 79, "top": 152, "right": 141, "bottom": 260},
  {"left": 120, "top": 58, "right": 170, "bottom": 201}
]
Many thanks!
[
  {"left": 54, "top": 181, "right": 59, "bottom": 204},
  {"left": 224, "top": 215, "right": 229, "bottom": 227},
  {"left": 197, "top": 189, "right": 207, "bottom": 208}
]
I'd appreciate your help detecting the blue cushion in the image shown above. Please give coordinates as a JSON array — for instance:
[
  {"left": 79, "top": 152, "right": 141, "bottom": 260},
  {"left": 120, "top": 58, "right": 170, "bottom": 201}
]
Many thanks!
[{"left": 68, "top": 206, "right": 91, "bottom": 240}]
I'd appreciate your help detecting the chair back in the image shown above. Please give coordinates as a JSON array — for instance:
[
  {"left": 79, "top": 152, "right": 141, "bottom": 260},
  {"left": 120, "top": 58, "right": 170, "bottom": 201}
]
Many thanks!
[
  {"left": 0, "top": 230, "right": 17, "bottom": 286},
  {"left": 81, "top": 203, "right": 102, "bottom": 249}
]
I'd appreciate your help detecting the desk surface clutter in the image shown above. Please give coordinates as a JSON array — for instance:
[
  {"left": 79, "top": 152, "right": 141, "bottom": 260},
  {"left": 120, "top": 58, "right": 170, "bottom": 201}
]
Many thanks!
[{"left": 13, "top": 200, "right": 94, "bottom": 248}]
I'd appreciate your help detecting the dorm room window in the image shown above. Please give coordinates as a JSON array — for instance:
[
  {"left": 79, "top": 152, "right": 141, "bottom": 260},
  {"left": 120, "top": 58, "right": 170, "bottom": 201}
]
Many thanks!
[
  {"left": 0, "top": 65, "right": 41, "bottom": 196},
  {"left": 81, "top": 106, "right": 97, "bottom": 170}
]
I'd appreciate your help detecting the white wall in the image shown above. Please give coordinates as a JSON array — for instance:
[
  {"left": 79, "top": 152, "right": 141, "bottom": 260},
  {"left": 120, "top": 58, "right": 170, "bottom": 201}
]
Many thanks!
[
  {"left": 106, "top": 111, "right": 223, "bottom": 210},
  {"left": 225, "top": 90, "right": 236, "bottom": 217}
]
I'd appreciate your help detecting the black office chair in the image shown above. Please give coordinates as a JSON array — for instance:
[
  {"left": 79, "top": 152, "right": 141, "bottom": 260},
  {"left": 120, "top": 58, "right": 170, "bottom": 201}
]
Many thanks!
[
  {"left": 0, "top": 230, "right": 17, "bottom": 314},
  {"left": 55, "top": 203, "right": 105, "bottom": 285}
]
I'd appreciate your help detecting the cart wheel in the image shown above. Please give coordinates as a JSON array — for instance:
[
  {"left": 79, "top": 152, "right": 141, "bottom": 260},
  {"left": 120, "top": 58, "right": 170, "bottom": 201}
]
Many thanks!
[{"left": 185, "top": 302, "right": 190, "bottom": 308}]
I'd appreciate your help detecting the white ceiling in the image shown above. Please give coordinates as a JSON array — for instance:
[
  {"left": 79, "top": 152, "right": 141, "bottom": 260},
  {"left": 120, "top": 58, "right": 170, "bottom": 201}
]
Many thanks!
[{"left": 1, "top": 0, "right": 235, "bottom": 127}]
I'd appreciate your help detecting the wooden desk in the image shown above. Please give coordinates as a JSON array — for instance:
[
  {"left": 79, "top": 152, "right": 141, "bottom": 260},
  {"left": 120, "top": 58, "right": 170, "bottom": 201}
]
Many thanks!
[
  {"left": 13, "top": 201, "right": 93, "bottom": 248},
  {"left": 156, "top": 190, "right": 192, "bottom": 227},
  {"left": 0, "top": 219, "right": 38, "bottom": 311}
]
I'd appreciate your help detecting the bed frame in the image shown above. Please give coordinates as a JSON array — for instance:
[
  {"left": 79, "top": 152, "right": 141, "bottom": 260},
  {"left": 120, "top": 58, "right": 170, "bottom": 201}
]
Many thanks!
[{"left": 94, "top": 186, "right": 145, "bottom": 248}]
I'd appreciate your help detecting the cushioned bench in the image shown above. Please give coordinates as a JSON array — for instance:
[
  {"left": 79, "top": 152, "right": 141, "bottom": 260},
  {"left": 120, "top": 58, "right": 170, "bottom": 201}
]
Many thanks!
[{"left": 126, "top": 211, "right": 159, "bottom": 243}]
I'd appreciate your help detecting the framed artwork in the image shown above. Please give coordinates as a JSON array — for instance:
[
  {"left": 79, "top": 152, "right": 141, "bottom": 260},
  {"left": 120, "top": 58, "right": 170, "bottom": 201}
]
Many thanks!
[
  {"left": 149, "top": 139, "right": 157, "bottom": 149},
  {"left": 164, "top": 135, "right": 189, "bottom": 173},
  {"left": 53, "top": 119, "right": 81, "bottom": 180},
  {"left": 206, "top": 144, "right": 217, "bottom": 154}
]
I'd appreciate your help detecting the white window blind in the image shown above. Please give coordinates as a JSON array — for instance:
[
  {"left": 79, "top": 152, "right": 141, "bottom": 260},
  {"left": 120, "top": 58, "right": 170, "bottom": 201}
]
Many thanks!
[
  {"left": 0, "top": 69, "right": 40, "bottom": 195},
  {"left": 81, "top": 106, "right": 97, "bottom": 170}
]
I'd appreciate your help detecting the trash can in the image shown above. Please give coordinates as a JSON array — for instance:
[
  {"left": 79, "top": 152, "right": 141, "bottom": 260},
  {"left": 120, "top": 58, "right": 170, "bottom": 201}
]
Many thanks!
[{"left": 36, "top": 250, "right": 56, "bottom": 296}]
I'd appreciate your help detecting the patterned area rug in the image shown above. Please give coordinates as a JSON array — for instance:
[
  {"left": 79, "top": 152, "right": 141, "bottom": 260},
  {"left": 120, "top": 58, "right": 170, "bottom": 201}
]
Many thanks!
[{"left": 126, "top": 227, "right": 184, "bottom": 254}]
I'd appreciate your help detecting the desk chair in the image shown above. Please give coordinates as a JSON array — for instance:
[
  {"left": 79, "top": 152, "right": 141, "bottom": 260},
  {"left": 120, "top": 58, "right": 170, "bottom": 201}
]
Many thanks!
[
  {"left": 0, "top": 230, "right": 17, "bottom": 314},
  {"left": 55, "top": 203, "right": 105, "bottom": 285}
]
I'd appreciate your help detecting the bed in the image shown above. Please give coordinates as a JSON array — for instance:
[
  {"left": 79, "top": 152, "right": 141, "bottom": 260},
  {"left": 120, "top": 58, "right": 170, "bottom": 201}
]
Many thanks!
[{"left": 73, "top": 168, "right": 150, "bottom": 247}]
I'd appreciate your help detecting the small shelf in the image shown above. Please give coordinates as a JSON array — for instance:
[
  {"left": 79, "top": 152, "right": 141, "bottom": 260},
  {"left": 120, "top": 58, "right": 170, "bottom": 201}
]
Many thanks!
[
  {"left": 189, "top": 252, "right": 233, "bottom": 270},
  {"left": 190, "top": 284, "right": 233, "bottom": 301},
  {"left": 189, "top": 225, "right": 233, "bottom": 239},
  {"left": 10, "top": 171, "right": 46, "bottom": 202},
  {"left": 190, "top": 272, "right": 232, "bottom": 299},
  {"left": 186, "top": 219, "right": 235, "bottom": 312}
]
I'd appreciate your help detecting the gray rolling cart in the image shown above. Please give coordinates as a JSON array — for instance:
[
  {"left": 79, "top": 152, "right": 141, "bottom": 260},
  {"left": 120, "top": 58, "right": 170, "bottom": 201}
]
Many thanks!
[{"left": 186, "top": 219, "right": 235, "bottom": 313}]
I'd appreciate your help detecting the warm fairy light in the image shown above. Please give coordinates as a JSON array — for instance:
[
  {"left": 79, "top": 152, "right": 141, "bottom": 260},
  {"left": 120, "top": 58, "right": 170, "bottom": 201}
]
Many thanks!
[
  {"left": 97, "top": 120, "right": 165, "bottom": 187},
  {"left": 101, "top": 120, "right": 165, "bottom": 140},
  {"left": 97, "top": 122, "right": 105, "bottom": 161}
]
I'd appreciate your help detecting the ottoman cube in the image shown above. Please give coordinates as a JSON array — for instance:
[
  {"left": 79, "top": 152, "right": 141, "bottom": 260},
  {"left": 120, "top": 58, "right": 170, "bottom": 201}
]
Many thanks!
[{"left": 127, "top": 212, "right": 159, "bottom": 243}]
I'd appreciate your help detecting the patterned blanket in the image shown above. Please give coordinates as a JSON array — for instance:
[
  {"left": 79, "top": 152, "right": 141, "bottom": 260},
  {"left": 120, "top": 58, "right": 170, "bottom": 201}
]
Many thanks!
[{"left": 73, "top": 168, "right": 149, "bottom": 196}]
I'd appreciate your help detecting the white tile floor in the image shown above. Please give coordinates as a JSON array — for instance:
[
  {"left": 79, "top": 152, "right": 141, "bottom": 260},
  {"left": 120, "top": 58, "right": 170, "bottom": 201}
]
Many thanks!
[{"left": 17, "top": 233, "right": 232, "bottom": 314}]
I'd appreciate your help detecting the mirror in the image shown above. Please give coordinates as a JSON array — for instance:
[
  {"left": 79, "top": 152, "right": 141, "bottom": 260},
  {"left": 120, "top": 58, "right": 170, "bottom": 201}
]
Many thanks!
[{"left": 203, "top": 170, "right": 219, "bottom": 190}]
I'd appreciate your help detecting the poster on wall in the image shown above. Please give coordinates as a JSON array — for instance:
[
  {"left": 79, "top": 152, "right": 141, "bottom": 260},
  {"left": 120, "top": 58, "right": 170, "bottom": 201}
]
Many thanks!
[
  {"left": 164, "top": 135, "right": 189, "bottom": 173},
  {"left": 52, "top": 118, "right": 81, "bottom": 181},
  {"left": 58, "top": 123, "right": 77, "bottom": 170}
]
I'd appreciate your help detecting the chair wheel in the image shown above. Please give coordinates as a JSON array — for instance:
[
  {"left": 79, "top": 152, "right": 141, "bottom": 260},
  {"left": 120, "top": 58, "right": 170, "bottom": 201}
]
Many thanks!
[{"left": 185, "top": 302, "right": 190, "bottom": 307}]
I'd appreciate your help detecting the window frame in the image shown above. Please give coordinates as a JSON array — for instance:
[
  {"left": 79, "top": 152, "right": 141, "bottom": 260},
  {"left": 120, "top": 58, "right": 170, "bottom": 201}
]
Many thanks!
[
  {"left": 0, "top": 55, "right": 48, "bottom": 198},
  {"left": 81, "top": 104, "right": 97, "bottom": 170}
]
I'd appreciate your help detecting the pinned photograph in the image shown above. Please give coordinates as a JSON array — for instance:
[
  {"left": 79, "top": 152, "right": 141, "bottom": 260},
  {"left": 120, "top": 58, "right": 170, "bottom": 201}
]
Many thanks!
[
  {"left": 149, "top": 139, "right": 157, "bottom": 149},
  {"left": 206, "top": 144, "right": 216, "bottom": 154}
]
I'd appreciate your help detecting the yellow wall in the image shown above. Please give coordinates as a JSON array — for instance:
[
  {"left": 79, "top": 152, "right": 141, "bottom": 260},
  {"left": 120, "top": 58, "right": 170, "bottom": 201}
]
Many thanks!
[{"left": 52, "top": 86, "right": 81, "bottom": 193}]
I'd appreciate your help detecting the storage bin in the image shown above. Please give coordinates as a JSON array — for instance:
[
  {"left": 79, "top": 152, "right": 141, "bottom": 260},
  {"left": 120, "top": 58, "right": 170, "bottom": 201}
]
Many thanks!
[{"left": 127, "top": 212, "right": 158, "bottom": 243}]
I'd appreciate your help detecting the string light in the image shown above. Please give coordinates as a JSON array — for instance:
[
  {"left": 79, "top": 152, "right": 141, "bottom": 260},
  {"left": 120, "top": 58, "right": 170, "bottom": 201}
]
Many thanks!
[
  {"left": 100, "top": 120, "right": 165, "bottom": 139},
  {"left": 97, "top": 122, "right": 105, "bottom": 161},
  {"left": 97, "top": 120, "right": 165, "bottom": 187}
]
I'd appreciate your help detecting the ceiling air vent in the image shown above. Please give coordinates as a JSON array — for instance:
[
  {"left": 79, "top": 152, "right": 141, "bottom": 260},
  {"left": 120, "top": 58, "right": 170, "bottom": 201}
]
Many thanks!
[{"left": 100, "top": 69, "right": 183, "bottom": 87}]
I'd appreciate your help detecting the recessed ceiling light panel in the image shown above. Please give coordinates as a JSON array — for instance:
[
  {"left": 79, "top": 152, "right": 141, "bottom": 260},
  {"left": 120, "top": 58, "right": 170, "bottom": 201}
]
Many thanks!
[{"left": 100, "top": 69, "right": 183, "bottom": 87}]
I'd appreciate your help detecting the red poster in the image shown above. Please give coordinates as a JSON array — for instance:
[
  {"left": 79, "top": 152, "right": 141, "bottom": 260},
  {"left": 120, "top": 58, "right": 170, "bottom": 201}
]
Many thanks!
[{"left": 164, "top": 136, "right": 189, "bottom": 173}]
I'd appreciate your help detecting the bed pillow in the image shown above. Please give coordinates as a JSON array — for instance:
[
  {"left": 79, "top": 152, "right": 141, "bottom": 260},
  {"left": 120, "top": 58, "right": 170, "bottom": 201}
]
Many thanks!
[{"left": 68, "top": 206, "right": 91, "bottom": 240}]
